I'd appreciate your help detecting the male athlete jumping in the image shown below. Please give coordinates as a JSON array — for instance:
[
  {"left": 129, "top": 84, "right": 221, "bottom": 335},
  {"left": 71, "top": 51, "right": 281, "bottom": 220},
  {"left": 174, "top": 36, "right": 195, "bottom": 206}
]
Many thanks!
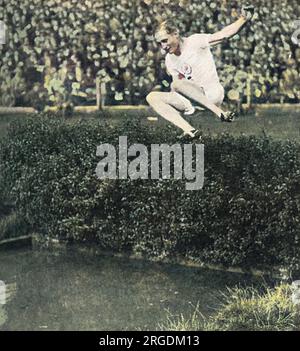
[{"left": 146, "top": 5, "right": 254, "bottom": 139}]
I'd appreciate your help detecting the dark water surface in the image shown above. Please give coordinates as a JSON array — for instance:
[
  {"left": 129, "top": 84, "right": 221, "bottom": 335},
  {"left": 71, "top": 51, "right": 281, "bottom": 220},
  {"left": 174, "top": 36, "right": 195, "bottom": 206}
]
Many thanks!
[{"left": 0, "top": 248, "right": 264, "bottom": 331}]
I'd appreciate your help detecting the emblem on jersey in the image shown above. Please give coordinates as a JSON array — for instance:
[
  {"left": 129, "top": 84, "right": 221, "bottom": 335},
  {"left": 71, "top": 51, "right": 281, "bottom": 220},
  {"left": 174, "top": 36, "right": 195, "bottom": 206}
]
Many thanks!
[{"left": 178, "top": 63, "right": 192, "bottom": 80}]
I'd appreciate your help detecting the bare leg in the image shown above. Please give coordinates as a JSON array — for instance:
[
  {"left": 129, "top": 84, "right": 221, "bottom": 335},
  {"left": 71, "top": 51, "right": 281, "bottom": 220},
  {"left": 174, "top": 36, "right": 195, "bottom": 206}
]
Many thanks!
[
  {"left": 171, "top": 80, "right": 225, "bottom": 118},
  {"left": 146, "top": 91, "right": 196, "bottom": 135}
]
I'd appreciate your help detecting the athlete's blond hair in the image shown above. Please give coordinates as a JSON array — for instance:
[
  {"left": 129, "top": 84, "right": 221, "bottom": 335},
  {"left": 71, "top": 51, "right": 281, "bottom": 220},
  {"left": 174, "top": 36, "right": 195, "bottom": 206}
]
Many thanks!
[{"left": 154, "top": 20, "right": 179, "bottom": 41}]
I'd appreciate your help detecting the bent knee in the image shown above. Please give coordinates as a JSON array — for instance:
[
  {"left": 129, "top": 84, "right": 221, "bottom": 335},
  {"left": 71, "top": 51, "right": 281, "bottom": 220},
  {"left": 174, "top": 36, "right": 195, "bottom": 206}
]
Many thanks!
[
  {"left": 171, "top": 79, "right": 184, "bottom": 92},
  {"left": 146, "top": 91, "right": 161, "bottom": 105}
]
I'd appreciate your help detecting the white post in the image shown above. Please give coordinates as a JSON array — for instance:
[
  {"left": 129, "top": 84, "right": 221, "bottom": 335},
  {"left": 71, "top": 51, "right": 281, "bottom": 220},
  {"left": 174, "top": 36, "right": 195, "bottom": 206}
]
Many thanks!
[
  {"left": 0, "top": 21, "right": 5, "bottom": 45},
  {"left": 291, "top": 280, "right": 300, "bottom": 306},
  {"left": 0, "top": 280, "right": 5, "bottom": 305},
  {"left": 246, "top": 73, "right": 252, "bottom": 109},
  {"left": 100, "top": 82, "right": 106, "bottom": 109},
  {"left": 96, "top": 77, "right": 101, "bottom": 110}
]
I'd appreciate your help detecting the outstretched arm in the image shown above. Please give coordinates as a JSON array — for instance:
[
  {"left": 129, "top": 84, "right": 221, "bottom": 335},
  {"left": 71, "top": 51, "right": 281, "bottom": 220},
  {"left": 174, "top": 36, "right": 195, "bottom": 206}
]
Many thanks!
[
  {"left": 208, "top": 5, "right": 254, "bottom": 46},
  {"left": 209, "top": 17, "right": 247, "bottom": 46}
]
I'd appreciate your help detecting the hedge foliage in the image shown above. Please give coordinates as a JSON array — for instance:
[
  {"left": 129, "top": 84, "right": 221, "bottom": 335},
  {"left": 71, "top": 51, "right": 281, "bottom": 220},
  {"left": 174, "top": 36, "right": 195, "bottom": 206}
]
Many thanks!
[
  {"left": 0, "top": 115, "right": 300, "bottom": 273},
  {"left": 0, "top": 0, "right": 300, "bottom": 107}
]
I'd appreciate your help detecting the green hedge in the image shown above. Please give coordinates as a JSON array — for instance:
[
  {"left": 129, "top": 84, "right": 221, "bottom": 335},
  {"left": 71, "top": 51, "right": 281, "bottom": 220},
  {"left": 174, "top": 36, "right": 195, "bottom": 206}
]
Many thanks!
[{"left": 0, "top": 115, "right": 300, "bottom": 273}]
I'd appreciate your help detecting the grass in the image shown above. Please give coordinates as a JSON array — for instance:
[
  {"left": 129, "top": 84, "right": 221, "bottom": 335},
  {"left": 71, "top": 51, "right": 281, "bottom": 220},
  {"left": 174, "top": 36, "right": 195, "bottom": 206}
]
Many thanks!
[
  {"left": 158, "top": 302, "right": 205, "bottom": 331},
  {"left": 185, "top": 107, "right": 300, "bottom": 141},
  {"left": 159, "top": 284, "right": 300, "bottom": 331}
]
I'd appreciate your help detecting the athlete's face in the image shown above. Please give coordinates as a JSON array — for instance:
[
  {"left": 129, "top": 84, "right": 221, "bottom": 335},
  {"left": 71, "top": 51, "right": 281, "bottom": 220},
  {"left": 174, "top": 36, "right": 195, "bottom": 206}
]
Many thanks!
[{"left": 155, "top": 29, "right": 180, "bottom": 55}]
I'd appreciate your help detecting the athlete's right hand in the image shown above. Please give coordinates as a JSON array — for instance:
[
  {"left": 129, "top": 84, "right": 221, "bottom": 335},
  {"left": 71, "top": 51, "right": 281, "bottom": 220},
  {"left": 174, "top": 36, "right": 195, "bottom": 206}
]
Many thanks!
[{"left": 241, "top": 4, "right": 255, "bottom": 21}]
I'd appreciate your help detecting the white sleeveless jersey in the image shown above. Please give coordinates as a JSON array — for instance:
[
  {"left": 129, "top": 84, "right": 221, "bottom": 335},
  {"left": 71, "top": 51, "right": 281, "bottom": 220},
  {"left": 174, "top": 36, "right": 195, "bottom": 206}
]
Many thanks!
[{"left": 165, "top": 34, "right": 221, "bottom": 89}]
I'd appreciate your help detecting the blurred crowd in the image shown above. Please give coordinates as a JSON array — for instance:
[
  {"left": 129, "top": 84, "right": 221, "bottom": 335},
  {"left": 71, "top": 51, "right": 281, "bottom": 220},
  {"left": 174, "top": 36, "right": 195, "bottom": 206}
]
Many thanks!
[{"left": 0, "top": 0, "right": 300, "bottom": 108}]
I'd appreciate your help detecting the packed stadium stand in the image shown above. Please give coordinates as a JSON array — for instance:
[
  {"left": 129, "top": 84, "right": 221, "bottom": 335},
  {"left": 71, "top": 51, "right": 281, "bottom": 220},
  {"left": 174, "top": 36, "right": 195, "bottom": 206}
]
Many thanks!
[{"left": 0, "top": 0, "right": 299, "bottom": 108}]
